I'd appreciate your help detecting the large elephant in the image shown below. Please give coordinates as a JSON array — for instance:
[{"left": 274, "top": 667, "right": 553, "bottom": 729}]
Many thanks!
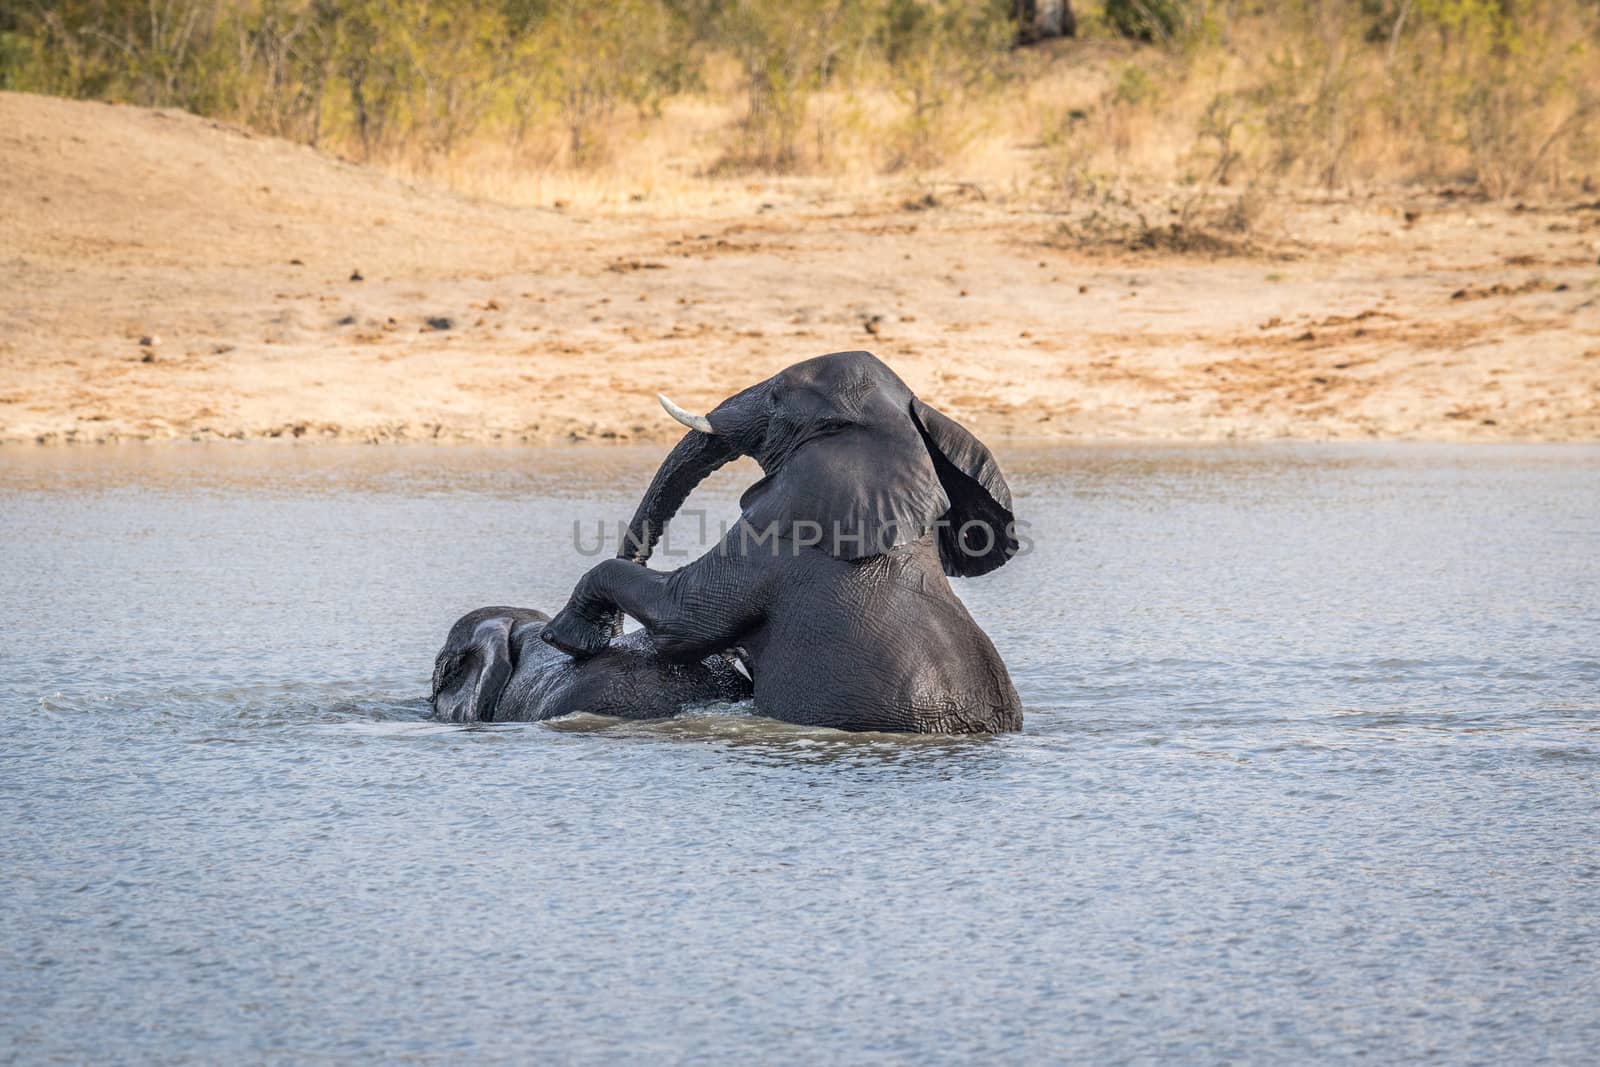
[
  {"left": 431, "top": 606, "right": 750, "bottom": 722},
  {"left": 540, "top": 350, "right": 1023, "bottom": 734}
]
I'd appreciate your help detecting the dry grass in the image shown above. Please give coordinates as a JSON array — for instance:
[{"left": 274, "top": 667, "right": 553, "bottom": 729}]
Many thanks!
[
  {"left": 11, "top": 3, "right": 1594, "bottom": 219},
  {"left": 388, "top": 17, "right": 1597, "bottom": 234}
]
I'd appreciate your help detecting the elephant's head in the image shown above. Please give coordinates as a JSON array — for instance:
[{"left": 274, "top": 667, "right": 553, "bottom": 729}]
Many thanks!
[{"left": 619, "top": 350, "right": 1017, "bottom": 576}]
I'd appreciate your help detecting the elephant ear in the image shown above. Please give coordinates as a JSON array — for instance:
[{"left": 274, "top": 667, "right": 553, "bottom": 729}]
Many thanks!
[
  {"left": 431, "top": 608, "right": 547, "bottom": 722},
  {"left": 737, "top": 420, "right": 950, "bottom": 560},
  {"left": 910, "top": 398, "right": 1018, "bottom": 577}
]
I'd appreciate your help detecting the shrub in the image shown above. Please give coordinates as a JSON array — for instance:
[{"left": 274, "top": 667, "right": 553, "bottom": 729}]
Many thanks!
[
  {"left": 713, "top": 0, "right": 870, "bottom": 172},
  {"left": 1103, "top": 0, "right": 1189, "bottom": 43},
  {"left": 875, "top": 0, "right": 1012, "bottom": 170}
]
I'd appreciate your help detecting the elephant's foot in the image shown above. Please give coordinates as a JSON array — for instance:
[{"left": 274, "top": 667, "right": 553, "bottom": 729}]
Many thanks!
[{"left": 540, "top": 603, "right": 616, "bottom": 659}]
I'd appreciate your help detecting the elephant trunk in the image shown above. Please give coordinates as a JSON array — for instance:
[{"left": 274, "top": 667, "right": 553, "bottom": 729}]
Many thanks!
[{"left": 616, "top": 429, "right": 738, "bottom": 564}]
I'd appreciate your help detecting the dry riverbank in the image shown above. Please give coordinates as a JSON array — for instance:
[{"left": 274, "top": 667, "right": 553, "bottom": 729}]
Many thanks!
[{"left": 3, "top": 93, "right": 1598, "bottom": 446}]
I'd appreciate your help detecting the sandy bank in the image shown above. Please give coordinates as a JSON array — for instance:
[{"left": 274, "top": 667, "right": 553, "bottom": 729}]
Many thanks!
[{"left": 3, "top": 92, "right": 1598, "bottom": 446}]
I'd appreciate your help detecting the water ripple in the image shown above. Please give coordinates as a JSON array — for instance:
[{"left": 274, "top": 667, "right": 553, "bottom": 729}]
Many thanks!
[{"left": 2, "top": 443, "right": 1598, "bottom": 1064}]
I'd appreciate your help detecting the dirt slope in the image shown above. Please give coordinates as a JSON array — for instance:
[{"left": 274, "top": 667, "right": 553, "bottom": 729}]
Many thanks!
[{"left": 2, "top": 91, "right": 1598, "bottom": 445}]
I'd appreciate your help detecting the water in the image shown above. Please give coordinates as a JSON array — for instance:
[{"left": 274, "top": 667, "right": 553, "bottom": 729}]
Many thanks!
[{"left": 2, "top": 443, "right": 1597, "bottom": 1064}]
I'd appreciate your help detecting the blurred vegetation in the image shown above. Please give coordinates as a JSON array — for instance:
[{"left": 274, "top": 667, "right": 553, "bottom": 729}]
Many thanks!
[{"left": 2, "top": 0, "right": 1596, "bottom": 198}]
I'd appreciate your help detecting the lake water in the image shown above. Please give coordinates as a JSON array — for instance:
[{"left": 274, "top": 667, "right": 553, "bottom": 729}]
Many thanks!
[{"left": 2, "top": 443, "right": 1597, "bottom": 1064}]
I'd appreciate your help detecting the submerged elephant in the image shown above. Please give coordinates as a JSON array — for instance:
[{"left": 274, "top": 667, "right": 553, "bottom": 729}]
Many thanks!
[
  {"left": 431, "top": 606, "right": 750, "bottom": 722},
  {"left": 541, "top": 350, "right": 1023, "bottom": 734}
]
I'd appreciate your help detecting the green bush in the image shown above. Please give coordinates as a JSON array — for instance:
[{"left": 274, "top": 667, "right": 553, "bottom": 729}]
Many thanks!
[
  {"left": 1, "top": 0, "right": 1595, "bottom": 196},
  {"left": 1103, "top": 0, "right": 1187, "bottom": 42},
  {"left": 875, "top": 0, "right": 1011, "bottom": 170}
]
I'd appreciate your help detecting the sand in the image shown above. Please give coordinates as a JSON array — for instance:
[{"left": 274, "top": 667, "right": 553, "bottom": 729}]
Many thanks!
[{"left": 3, "top": 91, "right": 1598, "bottom": 446}]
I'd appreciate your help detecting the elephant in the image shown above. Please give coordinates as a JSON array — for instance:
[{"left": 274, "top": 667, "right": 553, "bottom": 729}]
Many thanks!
[
  {"left": 539, "top": 350, "right": 1024, "bottom": 734},
  {"left": 430, "top": 606, "right": 751, "bottom": 722}
]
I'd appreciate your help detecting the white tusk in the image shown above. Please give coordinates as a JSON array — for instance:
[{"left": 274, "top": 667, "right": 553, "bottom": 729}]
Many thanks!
[{"left": 658, "top": 394, "right": 716, "bottom": 434}]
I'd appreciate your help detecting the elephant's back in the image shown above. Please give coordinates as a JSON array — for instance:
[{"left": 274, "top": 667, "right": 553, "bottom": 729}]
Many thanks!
[
  {"left": 501, "top": 629, "right": 750, "bottom": 721},
  {"left": 752, "top": 548, "right": 1021, "bottom": 733}
]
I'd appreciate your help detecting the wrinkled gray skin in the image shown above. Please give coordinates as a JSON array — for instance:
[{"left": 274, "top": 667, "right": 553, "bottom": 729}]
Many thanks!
[
  {"left": 431, "top": 606, "right": 750, "bottom": 722},
  {"left": 542, "top": 350, "right": 1023, "bottom": 734}
]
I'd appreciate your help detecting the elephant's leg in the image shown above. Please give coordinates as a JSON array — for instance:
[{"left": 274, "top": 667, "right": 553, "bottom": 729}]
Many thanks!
[{"left": 542, "top": 543, "right": 771, "bottom": 663}]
